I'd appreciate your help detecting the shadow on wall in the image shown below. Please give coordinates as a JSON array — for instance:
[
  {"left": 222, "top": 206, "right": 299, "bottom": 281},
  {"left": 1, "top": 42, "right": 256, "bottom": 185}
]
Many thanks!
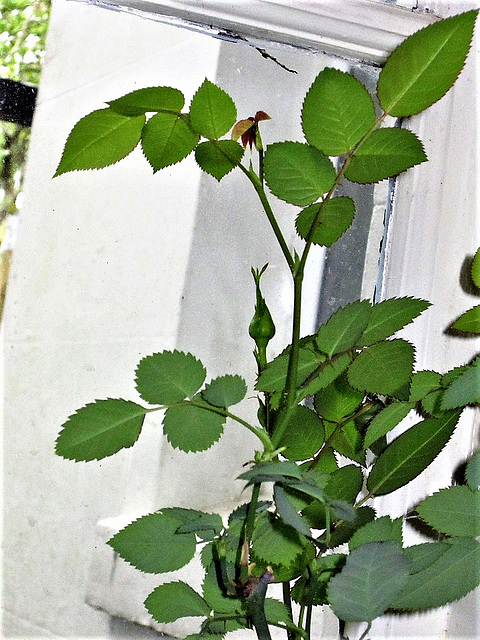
[{"left": 110, "top": 616, "right": 175, "bottom": 639}]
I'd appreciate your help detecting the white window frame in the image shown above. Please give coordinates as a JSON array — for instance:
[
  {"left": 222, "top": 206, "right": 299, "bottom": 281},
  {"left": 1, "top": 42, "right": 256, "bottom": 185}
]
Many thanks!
[
  {"left": 72, "top": 0, "right": 434, "bottom": 62},
  {"left": 79, "top": 1, "right": 479, "bottom": 638}
]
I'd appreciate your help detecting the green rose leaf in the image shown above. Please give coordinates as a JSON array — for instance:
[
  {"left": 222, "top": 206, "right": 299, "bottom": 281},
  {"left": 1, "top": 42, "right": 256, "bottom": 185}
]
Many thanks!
[
  {"left": 367, "top": 410, "right": 461, "bottom": 496},
  {"left": 274, "top": 484, "right": 312, "bottom": 537},
  {"left": 390, "top": 538, "right": 480, "bottom": 611},
  {"left": 55, "top": 399, "right": 147, "bottom": 461},
  {"left": 328, "top": 499, "right": 356, "bottom": 523},
  {"left": 348, "top": 339, "right": 415, "bottom": 401},
  {"left": 409, "top": 370, "right": 442, "bottom": 402},
  {"left": 328, "top": 507, "right": 376, "bottom": 550},
  {"left": 108, "top": 86, "right": 185, "bottom": 116},
  {"left": 378, "top": 10, "right": 479, "bottom": 117},
  {"left": 420, "top": 388, "right": 445, "bottom": 417},
  {"left": 358, "top": 297, "right": 431, "bottom": 347},
  {"left": 252, "top": 512, "right": 307, "bottom": 568},
  {"left": 302, "top": 67, "right": 376, "bottom": 156},
  {"left": 303, "top": 465, "right": 363, "bottom": 530},
  {"left": 238, "top": 461, "right": 303, "bottom": 485},
  {"left": 256, "top": 346, "right": 322, "bottom": 393},
  {"left": 54, "top": 108, "right": 145, "bottom": 176},
  {"left": 135, "top": 350, "right": 206, "bottom": 405},
  {"left": 450, "top": 305, "right": 480, "bottom": 334},
  {"left": 402, "top": 542, "right": 450, "bottom": 574},
  {"left": 195, "top": 140, "right": 244, "bottom": 180},
  {"left": 314, "top": 373, "right": 364, "bottom": 422},
  {"left": 441, "top": 356, "right": 480, "bottom": 410},
  {"left": 277, "top": 405, "right": 325, "bottom": 461},
  {"left": 202, "top": 564, "right": 242, "bottom": 615},
  {"left": 363, "top": 401, "right": 414, "bottom": 450},
  {"left": 292, "top": 554, "right": 347, "bottom": 606},
  {"left": 189, "top": 78, "right": 237, "bottom": 139},
  {"left": 299, "top": 353, "right": 351, "bottom": 400},
  {"left": 201, "top": 374, "right": 247, "bottom": 408},
  {"left": 173, "top": 509, "right": 224, "bottom": 541},
  {"left": 108, "top": 511, "right": 196, "bottom": 573},
  {"left": 325, "top": 420, "right": 365, "bottom": 465},
  {"left": 141, "top": 112, "right": 199, "bottom": 171},
  {"left": 162, "top": 403, "right": 225, "bottom": 452},
  {"left": 328, "top": 542, "right": 410, "bottom": 622},
  {"left": 316, "top": 300, "right": 372, "bottom": 358},
  {"left": 295, "top": 197, "right": 356, "bottom": 247},
  {"left": 442, "top": 364, "right": 470, "bottom": 388},
  {"left": 184, "top": 635, "right": 224, "bottom": 640},
  {"left": 264, "top": 142, "right": 336, "bottom": 206},
  {"left": 466, "top": 450, "right": 480, "bottom": 490},
  {"left": 201, "top": 617, "right": 245, "bottom": 636},
  {"left": 249, "top": 558, "right": 310, "bottom": 588},
  {"left": 287, "top": 478, "right": 328, "bottom": 504},
  {"left": 416, "top": 485, "right": 480, "bottom": 537},
  {"left": 344, "top": 128, "right": 427, "bottom": 184},
  {"left": 264, "top": 598, "right": 292, "bottom": 625},
  {"left": 472, "top": 246, "right": 480, "bottom": 288},
  {"left": 349, "top": 516, "right": 403, "bottom": 552},
  {"left": 145, "top": 581, "right": 211, "bottom": 623}
]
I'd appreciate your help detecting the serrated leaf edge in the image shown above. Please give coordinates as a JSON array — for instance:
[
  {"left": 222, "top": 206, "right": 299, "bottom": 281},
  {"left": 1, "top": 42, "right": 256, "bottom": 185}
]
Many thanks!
[
  {"left": 201, "top": 374, "right": 248, "bottom": 407},
  {"left": 55, "top": 398, "right": 147, "bottom": 462},
  {"left": 348, "top": 338, "right": 416, "bottom": 399},
  {"left": 301, "top": 67, "right": 376, "bottom": 156},
  {"left": 107, "top": 510, "right": 197, "bottom": 574},
  {"left": 416, "top": 485, "right": 480, "bottom": 537},
  {"left": 390, "top": 538, "right": 480, "bottom": 612},
  {"left": 378, "top": 10, "right": 479, "bottom": 118},
  {"left": 134, "top": 349, "right": 206, "bottom": 404},
  {"left": 264, "top": 140, "right": 335, "bottom": 205},
  {"left": 367, "top": 410, "right": 461, "bottom": 496},
  {"left": 189, "top": 78, "right": 237, "bottom": 140},
  {"left": 54, "top": 109, "right": 145, "bottom": 177},
  {"left": 107, "top": 85, "right": 185, "bottom": 115},
  {"left": 357, "top": 297, "right": 431, "bottom": 347},
  {"left": 294, "top": 196, "right": 356, "bottom": 246},
  {"left": 345, "top": 130, "right": 428, "bottom": 185},
  {"left": 140, "top": 115, "right": 200, "bottom": 173},
  {"left": 162, "top": 403, "right": 226, "bottom": 453},
  {"left": 194, "top": 140, "right": 243, "bottom": 182}
]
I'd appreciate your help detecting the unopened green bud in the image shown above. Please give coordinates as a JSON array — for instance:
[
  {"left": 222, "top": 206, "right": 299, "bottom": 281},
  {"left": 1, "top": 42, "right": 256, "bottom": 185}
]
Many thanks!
[{"left": 249, "top": 265, "right": 276, "bottom": 350}]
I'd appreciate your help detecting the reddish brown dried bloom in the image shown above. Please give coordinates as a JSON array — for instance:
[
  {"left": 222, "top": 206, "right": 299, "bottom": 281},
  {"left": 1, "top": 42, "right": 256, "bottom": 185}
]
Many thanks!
[{"left": 231, "top": 111, "right": 271, "bottom": 150}]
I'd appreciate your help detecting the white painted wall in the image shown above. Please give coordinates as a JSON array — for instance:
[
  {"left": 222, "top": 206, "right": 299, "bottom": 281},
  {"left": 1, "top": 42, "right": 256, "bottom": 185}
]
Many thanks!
[{"left": 2, "top": 1, "right": 222, "bottom": 637}]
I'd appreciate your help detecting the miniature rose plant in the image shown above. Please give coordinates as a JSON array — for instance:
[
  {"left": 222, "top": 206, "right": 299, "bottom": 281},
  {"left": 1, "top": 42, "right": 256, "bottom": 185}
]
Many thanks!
[{"left": 54, "top": 11, "right": 480, "bottom": 640}]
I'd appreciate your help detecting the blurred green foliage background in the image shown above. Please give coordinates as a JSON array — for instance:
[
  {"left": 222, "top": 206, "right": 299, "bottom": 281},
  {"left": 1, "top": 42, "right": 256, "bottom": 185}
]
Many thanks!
[
  {"left": 1, "top": 0, "right": 51, "bottom": 316},
  {"left": 1, "top": 0, "right": 51, "bottom": 219}
]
